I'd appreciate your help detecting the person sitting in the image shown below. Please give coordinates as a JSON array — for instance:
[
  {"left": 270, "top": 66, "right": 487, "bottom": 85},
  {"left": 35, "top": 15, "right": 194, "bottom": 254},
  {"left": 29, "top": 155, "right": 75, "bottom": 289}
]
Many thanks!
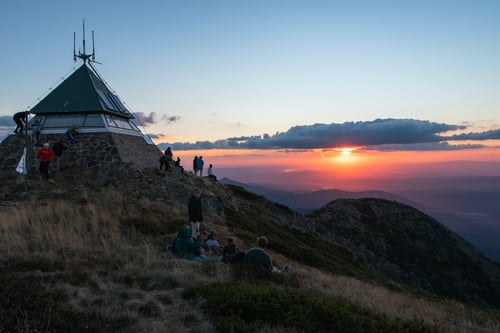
[
  {"left": 207, "top": 164, "right": 217, "bottom": 181},
  {"left": 244, "top": 236, "right": 289, "bottom": 274},
  {"left": 174, "top": 157, "right": 184, "bottom": 174},
  {"left": 159, "top": 154, "right": 172, "bottom": 171},
  {"left": 205, "top": 231, "right": 221, "bottom": 254},
  {"left": 222, "top": 237, "right": 245, "bottom": 263},
  {"left": 172, "top": 225, "right": 206, "bottom": 261},
  {"left": 200, "top": 230, "right": 210, "bottom": 254},
  {"left": 164, "top": 147, "right": 173, "bottom": 159}
]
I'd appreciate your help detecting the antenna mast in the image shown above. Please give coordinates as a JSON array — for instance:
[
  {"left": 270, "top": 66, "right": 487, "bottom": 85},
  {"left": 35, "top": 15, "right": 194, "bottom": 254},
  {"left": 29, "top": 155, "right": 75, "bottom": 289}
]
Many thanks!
[{"left": 74, "top": 19, "right": 96, "bottom": 63}]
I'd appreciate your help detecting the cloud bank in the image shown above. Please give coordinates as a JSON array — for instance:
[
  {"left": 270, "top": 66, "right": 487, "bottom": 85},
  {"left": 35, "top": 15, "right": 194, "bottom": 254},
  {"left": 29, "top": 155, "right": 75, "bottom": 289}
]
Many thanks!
[
  {"left": 164, "top": 119, "right": 500, "bottom": 151},
  {"left": 2, "top": 117, "right": 499, "bottom": 151}
]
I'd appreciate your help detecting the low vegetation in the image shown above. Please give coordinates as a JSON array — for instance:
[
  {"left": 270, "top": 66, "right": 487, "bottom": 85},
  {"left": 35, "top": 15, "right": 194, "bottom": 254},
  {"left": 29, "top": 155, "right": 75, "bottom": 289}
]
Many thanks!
[{"left": 1, "top": 173, "right": 499, "bottom": 332}]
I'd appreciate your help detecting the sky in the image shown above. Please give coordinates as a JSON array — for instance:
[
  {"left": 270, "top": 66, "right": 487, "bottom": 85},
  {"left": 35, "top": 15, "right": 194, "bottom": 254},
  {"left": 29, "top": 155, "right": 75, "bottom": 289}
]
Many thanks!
[{"left": 1, "top": 0, "right": 500, "bottom": 191}]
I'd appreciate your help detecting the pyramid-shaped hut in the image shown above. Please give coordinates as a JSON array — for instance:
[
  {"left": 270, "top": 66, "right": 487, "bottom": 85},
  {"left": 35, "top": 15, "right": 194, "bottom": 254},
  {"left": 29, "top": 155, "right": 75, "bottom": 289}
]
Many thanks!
[{"left": 0, "top": 29, "right": 161, "bottom": 175}]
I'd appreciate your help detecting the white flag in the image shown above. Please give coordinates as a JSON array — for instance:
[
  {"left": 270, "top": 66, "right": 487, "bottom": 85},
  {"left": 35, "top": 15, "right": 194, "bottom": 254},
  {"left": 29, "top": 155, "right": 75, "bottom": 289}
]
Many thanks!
[{"left": 16, "top": 148, "right": 27, "bottom": 175}]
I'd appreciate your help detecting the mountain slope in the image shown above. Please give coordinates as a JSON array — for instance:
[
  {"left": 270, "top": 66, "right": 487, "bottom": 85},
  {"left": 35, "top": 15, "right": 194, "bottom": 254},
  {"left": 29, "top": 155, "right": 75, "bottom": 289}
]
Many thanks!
[
  {"left": 218, "top": 179, "right": 500, "bottom": 308},
  {"left": 220, "top": 177, "right": 500, "bottom": 264},
  {"left": 305, "top": 198, "right": 500, "bottom": 308},
  {"left": 1, "top": 167, "right": 500, "bottom": 332}
]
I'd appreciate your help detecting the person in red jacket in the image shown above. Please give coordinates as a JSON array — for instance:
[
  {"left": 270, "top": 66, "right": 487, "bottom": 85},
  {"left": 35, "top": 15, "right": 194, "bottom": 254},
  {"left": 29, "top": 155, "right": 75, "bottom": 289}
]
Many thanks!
[{"left": 37, "top": 143, "right": 54, "bottom": 180}]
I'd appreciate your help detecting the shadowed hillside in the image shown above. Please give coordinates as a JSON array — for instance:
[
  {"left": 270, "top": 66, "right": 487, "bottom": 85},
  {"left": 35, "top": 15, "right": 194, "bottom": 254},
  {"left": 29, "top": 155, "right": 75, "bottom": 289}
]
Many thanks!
[
  {"left": 305, "top": 198, "right": 500, "bottom": 308},
  {"left": 1, "top": 166, "right": 499, "bottom": 332}
]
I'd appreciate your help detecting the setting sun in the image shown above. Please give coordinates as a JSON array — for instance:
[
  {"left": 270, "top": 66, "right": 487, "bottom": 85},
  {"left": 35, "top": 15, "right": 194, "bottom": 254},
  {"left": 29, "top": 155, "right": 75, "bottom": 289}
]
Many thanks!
[{"left": 335, "top": 147, "right": 357, "bottom": 156}]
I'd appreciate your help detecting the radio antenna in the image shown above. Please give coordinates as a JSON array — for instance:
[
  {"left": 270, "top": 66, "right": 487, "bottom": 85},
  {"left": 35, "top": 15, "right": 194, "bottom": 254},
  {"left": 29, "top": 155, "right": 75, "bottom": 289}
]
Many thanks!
[
  {"left": 73, "top": 19, "right": 96, "bottom": 63},
  {"left": 92, "top": 30, "right": 96, "bottom": 61}
]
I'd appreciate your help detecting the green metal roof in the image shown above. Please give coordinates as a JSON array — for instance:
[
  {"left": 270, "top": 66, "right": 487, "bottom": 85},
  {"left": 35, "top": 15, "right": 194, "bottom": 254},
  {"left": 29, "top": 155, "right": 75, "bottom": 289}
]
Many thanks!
[{"left": 30, "top": 63, "right": 134, "bottom": 119}]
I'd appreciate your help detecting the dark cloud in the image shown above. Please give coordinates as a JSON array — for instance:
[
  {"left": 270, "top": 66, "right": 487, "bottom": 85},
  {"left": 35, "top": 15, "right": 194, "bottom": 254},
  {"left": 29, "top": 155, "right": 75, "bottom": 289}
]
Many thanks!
[
  {"left": 133, "top": 112, "right": 181, "bottom": 126},
  {"left": 161, "top": 115, "right": 181, "bottom": 124},
  {"left": 445, "top": 129, "right": 500, "bottom": 141},
  {"left": 167, "top": 118, "right": 482, "bottom": 150},
  {"left": 134, "top": 112, "right": 157, "bottom": 126},
  {"left": 366, "top": 142, "right": 486, "bottom": 151}
]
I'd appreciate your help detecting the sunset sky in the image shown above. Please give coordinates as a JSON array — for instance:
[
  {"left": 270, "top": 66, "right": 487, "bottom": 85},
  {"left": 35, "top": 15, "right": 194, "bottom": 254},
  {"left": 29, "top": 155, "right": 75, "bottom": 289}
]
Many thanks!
[{"left": 1, "top": 0, "right": 499, "bottom": 190}]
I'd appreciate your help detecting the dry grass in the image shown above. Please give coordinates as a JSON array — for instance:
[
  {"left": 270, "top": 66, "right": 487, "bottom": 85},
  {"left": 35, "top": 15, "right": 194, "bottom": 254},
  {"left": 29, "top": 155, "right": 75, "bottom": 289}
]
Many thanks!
[
  {"left": 0, "top": 189, "right": 231, "bottom": 332},
  {"left": 293, "top": 264, "right": 500, "bottom": 333},
  {"left": 0, "top": 198, "right": 123, "bottom": 259},
  {"left": 1, "top": 188, "right": 499, "bottom": 332}
]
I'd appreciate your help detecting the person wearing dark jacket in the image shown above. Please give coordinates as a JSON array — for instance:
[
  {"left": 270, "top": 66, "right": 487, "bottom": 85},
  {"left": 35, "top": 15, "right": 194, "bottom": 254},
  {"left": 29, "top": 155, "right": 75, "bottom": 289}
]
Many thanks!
[
  {"left": 222, "top": 237, "right": 245, "bottom": 263},
  {"left": 52, "top": 138, "right": 67, "bottom": 171},
  {"left": 172, "top": 225, "right": 206, "bottom": 261},
  {"left": 188, "top": 189, "right": 203, "bottom": 238},
  {"left": 244, "top": 236, "right": 290, "bottom": 274},
  {"left": 13, "top": 111, "right": 29, "bottom": 134},
  {"left": 244, "top": 236, "right": 275, "bottom": 271}
]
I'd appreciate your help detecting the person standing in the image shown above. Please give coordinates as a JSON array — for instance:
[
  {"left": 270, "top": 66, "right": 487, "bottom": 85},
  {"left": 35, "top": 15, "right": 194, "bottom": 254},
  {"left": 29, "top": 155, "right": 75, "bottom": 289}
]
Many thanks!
[
  {"left": 31, "top": 118, "right": 41, "bottom": 144},
  {"left": 188, "top": 189, "right": 203, "bottom": 239},
  {"left": 193, "top": 156, "right": 199, "bottom": 175},
  {"left": 66, "top": 124, "right": 79, "bottom": 144},
  {"left": 13, "top": 111, "right": 29, "bottom": 134},
  {"left": 37, "top": 143, "right": 54, "bottom": 181},
  {"left": 52, "top": 138, "right": 67, "bottom": 172},
  {"left": 196, "top": 156, "right": 204, "bottom": 176}
]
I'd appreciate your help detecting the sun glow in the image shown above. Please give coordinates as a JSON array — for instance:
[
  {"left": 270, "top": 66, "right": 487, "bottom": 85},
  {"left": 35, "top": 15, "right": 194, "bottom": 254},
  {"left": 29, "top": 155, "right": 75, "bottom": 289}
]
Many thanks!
[
  {"left": 335, "top": 147, "right": 357, "bottom": 156},
  {"left": 324, "top": 147, "right": 361, "bottom": 166}
]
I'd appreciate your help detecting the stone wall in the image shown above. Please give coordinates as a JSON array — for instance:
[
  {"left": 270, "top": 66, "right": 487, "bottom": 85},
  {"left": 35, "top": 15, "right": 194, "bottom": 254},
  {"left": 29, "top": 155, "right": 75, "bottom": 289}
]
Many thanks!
[{"left": 0, "top": 132, "right": 161, "bottom": 176}]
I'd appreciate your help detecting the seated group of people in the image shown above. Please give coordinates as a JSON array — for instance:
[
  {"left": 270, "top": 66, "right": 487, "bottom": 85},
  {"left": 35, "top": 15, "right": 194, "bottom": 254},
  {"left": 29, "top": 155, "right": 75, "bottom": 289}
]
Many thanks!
[
  {"left": 169, "top": 225, "right": 289, "bottom": 274},
  {"left": 160, "top": 147, "right": 185, "bottom": 174},
  {"left": 169, "top": 226, "right": 244, "bottom": 262}
]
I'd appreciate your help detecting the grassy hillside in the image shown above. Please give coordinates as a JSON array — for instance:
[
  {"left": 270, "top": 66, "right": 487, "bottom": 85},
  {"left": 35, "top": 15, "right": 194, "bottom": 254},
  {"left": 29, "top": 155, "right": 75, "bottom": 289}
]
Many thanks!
[
  {"left": 306, "top": 198, "right": 500, "bottom": 308},
  {"left": 1, "top": 167, "right": 499, "bottom": 332}
]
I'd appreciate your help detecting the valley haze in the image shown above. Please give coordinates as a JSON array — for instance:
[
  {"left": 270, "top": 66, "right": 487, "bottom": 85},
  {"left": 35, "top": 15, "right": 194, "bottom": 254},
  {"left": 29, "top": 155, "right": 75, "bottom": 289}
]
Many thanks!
[{"left": 218, "top": 172, "right": 500, "bottom": 264}]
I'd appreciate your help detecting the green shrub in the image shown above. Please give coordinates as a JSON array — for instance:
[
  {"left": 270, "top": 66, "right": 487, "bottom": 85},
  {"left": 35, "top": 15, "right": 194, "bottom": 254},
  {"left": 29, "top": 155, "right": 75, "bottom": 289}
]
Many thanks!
[
  {"left": 0, "top": 274, "right": 133, "bottom": 333},
  {"left": 0, "top": 274, "right": 78, "bottom": 332},
  {"left": 184, "top": 282, "right": 443, "bottom": 333}
]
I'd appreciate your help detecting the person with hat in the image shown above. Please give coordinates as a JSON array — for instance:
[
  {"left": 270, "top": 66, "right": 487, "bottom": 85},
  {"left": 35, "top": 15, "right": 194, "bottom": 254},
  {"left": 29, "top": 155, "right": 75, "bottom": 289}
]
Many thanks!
[{"left": 36, "top": 143, "right": 54, "bottom": 181}]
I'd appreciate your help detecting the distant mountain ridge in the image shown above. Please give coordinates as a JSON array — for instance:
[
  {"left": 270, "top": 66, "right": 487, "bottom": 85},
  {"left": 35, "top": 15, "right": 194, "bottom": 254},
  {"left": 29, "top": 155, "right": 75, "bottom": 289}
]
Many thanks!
[
  {"left": 221, "top": 181, "right": 500, "bottom": 308},
  {"left": 220, "top": 177, "right": 500, "bottom": 264},
  {"left": 220, "top": 177, "right": 419, "bottom": 213}
]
